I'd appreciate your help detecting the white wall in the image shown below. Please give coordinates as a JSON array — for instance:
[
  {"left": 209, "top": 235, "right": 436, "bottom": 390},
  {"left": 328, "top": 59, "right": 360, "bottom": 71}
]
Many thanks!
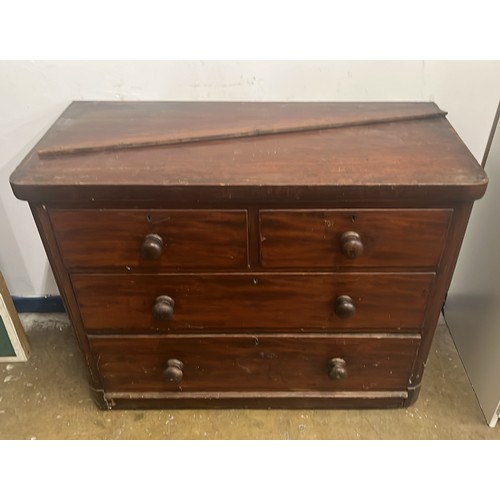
[{"left": 1, "top": 60, "right": 500, "bottom": 297}]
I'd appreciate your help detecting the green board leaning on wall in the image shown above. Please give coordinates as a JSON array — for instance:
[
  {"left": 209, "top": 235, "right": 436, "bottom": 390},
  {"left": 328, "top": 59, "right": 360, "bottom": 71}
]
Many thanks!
[
  {"left": 0, "top": 316, "right": 17, "bottom": 357},
  {"left": 0, "top": 272, "right": 30, "bottom": 362}
]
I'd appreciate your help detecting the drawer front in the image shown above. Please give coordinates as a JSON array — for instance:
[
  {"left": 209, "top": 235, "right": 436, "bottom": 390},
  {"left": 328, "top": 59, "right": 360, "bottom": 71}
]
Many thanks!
[
  {"left": 90, "top": 334, "right": 420, "bottom": 393},
  {"left": 260, "top": 209, "right": 452, "bottom": 269},
  {"left": 49, "top": 209, "right": 248, "bottom": 270},
  {"left": 72, "top": 273, "right": 434, "bottom": 332}
]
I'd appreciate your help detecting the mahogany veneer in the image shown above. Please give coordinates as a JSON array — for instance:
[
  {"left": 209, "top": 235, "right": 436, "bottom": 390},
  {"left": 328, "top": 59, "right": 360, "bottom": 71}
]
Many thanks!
[{"left": 10, "top": 101, "right": 488, "bottom": 409}]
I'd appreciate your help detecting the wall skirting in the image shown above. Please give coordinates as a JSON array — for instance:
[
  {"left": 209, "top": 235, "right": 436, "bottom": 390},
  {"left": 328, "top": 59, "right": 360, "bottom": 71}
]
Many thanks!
[{"left": 13, "top": 296, "right": 65, "bottom": 313}]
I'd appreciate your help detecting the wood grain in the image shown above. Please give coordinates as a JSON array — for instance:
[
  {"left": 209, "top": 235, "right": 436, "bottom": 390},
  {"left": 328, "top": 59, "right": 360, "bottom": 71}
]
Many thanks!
[
  {"left": 71, "top": 272, "right": 435, "bottom": 332},
  {"left": 98, "top": 392, "right": 409, "bottom": 410},
  {"left": 35, "top": 101, "right": 446, "bottom": 157},
  {"left": 10, "top": 103, "right": 487, "bottom": 204},
  {"left": 90, "top": 334, "right": 420, "bottom": 393},
  {"left": 50, "top": 209, "right": 248, "bottom": 270},
  {"left": 260, "top": 209, "right": 451, "bottom": 269}
]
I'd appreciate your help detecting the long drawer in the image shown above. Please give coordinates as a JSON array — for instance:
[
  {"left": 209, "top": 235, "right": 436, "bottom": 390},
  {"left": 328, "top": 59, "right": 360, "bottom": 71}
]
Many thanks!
[
  {"left": 259, "top": 209, "right": 452, "bottom": 269},
  {"left": 72, "top": 272, "right": 434, "bottom": 332},
  {"left": 49, "top": 209, "right": 248, "bottom": 270},
  {"left": 90, "top": 334, "right": 420, "bottom": 393}
]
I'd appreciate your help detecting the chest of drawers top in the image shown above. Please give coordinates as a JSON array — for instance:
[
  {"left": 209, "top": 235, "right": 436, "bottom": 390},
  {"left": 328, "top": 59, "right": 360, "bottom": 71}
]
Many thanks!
[{"left": 10, "top": 101, "right": 487, "bottom": 205}]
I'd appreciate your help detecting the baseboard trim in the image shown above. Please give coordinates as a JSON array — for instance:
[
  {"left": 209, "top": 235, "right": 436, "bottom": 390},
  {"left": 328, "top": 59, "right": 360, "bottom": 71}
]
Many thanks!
[{"left": 12, "top": 296, "right": 65, "bottom": 313}]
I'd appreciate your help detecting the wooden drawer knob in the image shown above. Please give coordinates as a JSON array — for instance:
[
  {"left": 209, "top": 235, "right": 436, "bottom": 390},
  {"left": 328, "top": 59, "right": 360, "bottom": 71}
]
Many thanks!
[
  {"left": 334, "top": 295, "right": 356, "bottom": 319},
  {"left": 140, "top": 233, "right": 164, "bottom": 260},
  {"left": 163, "top": 359, "right": 184, "bottom": 382},
  {"left": 328, "top": 358, "right": 348, "bottom": 380},
  {"left": 340, "top": 231, "right": 364, "bottom": 259},
  {"left": 152, "top": 295, "right": 175, "bottom": 321}
]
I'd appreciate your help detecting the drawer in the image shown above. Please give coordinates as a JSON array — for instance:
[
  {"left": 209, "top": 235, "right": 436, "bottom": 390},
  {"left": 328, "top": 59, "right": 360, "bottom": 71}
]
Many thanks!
[
  {"left": 259, "top": 209, "right": 452, "bottom": 269},
  {"left": 49, "top": 209, "right": 248, "bottom": 270},
  {"left": 72, "top": 272, "right": 434, "bottom": 332},
  {"left": 90, "top": 334, "right": 420, "bottom": 393}
]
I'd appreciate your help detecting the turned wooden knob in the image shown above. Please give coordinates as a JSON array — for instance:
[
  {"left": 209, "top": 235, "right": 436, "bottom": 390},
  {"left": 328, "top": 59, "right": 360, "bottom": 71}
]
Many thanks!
[
  {"left": 334, "top": 295, "right": 356, "bottom": 319},
  {"left": 152, "top": 295, "right": 175, "bottom": 321},
  {"left": 140, "top": 233, "right": 164, "bottom": 260},
  {"left": 328, "top": 358, "right": 348, "bottom": 380},
  {"left": 340, "top": 231, "right": 364, "bottom": 259},
  {"left": 163, "top": 359, "right": 184, "bottom": 382}
]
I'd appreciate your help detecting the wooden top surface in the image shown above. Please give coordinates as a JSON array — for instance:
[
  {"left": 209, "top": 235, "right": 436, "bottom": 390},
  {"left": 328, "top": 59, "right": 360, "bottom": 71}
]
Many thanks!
[{"left": 10, "top": 101, "right": 488, "bottom": 204}]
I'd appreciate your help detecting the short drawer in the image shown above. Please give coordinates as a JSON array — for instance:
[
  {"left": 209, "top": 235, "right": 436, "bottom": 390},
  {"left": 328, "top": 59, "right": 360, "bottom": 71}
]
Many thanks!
[
  {"left": 72, "top": 272, "right": 434, "bottom": 332},
  {"left": 90, "top": 334, "right": 420, "bottom": 393},
  {"left": 49, "top": 209, "right": 248, "bottom": 270},
  {"left": 259, "top": 209, "right": 452, "bottom": 269}
]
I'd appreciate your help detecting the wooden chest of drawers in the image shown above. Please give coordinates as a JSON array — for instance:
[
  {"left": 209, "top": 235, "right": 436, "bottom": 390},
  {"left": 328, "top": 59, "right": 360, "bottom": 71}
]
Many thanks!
[{"left": 10, "top": 102, "right": 488, "bottom": 410}]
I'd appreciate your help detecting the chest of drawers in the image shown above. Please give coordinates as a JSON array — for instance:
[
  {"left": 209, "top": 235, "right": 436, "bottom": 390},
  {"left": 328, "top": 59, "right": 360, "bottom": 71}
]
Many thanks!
[{"left": 10, "top": 101, "right": 488, "bottom": 410}]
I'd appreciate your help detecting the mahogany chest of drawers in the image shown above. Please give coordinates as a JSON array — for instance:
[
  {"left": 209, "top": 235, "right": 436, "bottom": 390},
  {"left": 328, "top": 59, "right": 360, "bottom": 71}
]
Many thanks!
[{"left": 10, "top": 102, "right": 488, "bottom": 410}]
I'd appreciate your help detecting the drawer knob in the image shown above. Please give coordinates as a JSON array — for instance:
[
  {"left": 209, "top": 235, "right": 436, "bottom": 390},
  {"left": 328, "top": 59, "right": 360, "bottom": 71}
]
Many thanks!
[
  {"left": 140, "top": 233, "right": 164, "bottom": 260},
  {"left": 334, "top": 295, "right": 356, "bottom": 319},
  {"left": 328, "top": 358, "right": 348, "bottom": 380},
  {"left": 340, "top": 231, "right": 364, "bottom": 259},
  {"left": 152, "top": 295, "right": 175, "bottom": 321},
  {"left": 163, "top": 359, "right": 184, "bottom": 382}
]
